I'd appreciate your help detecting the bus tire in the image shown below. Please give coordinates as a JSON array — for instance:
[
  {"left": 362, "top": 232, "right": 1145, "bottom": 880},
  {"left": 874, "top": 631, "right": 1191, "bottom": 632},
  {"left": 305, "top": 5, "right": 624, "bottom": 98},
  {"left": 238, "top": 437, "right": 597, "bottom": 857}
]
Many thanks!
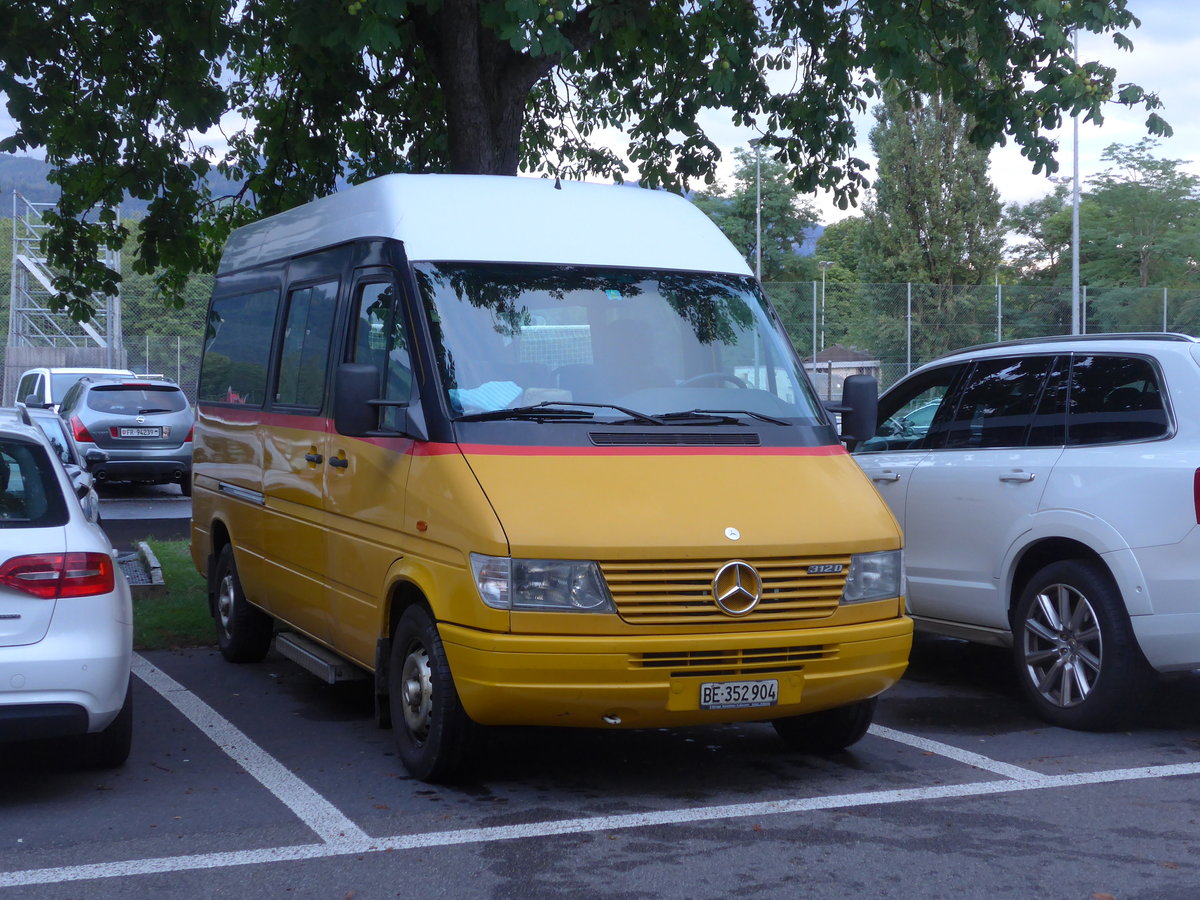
[
  {"left": 389, "top": 604, "right": 478, "bottom": 783},
  {"left": 213, "top": 543, "right": 273, "bottom": 663},
  {"left": 772, "top": 697, "right": 876, "bottom": 753}
]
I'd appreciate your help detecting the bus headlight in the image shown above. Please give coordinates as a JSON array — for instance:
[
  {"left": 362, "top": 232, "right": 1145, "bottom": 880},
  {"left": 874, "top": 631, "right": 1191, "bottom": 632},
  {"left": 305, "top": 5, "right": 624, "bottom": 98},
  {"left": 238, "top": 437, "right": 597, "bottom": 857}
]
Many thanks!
[
  {"left": 841, "top": 550, "right": 903, "bottom": 604},
  {"left": 470, "top": 554, "right": 616, "bottom": 613}
]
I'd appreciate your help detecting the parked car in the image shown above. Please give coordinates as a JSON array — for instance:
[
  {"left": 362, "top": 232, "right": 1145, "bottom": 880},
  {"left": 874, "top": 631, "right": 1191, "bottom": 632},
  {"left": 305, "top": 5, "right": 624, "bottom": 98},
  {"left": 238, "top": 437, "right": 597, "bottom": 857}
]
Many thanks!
[
  {"left": 854, "top": 333, "right": 1200, "bottom": 730},
  {"left": 15, "top": 366, "right": 135, "bottom": 412},
  {"left": 21, "top": 405, "right": 101, "bottom": 522},
  {"left": 0, "top": 405, "right": 133, "bottom": 768},
  {"left": 58, "top": 375, "right": 194, "bottom": 496}
]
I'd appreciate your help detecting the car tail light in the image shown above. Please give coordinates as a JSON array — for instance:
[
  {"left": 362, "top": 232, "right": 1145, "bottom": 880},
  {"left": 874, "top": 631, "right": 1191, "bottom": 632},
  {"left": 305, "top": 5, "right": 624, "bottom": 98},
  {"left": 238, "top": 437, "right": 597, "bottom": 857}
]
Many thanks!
[
  {"left": 0, "top": 553, "right": 115, "bottom": 599},
  {"left": 184, "top": 425, "right": 193, "bottom": 442},
  {"left": 71, "top": 416, "right": 95, "bottom": 443},
  {"left": 1194, "top": 469, "right": 1200, "bottom": 525}
]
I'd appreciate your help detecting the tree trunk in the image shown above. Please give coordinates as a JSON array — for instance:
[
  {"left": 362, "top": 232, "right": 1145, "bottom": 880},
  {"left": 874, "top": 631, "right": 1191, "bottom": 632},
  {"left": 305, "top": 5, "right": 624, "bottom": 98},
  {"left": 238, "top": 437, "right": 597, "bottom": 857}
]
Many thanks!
[{"left": 412, "top": 0, "right": 557, "bottom": 175}]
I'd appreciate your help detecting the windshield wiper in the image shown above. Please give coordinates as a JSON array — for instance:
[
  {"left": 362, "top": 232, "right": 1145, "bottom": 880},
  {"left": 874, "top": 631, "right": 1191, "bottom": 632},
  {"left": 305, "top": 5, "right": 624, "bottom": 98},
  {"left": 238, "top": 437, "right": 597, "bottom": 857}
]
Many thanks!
[
  {"left": 457, "top": 400, "right": 666, "bottom": 425},
  {"left": 455, "top": 403, "right": 596, "bottom": 423},
  {"left": 658, "top": 408, "right": 790, "bottom": 426}
]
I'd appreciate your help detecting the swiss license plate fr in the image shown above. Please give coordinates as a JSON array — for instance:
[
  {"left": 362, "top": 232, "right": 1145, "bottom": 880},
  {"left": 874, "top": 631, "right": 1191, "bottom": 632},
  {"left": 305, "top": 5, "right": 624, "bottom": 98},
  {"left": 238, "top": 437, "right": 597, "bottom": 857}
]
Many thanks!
[
  {"left": 699, "top": 679, "right": 779, "bottom": 710},
  {"left": 120, "top": 427, "right": 161, "bottom": 438}
]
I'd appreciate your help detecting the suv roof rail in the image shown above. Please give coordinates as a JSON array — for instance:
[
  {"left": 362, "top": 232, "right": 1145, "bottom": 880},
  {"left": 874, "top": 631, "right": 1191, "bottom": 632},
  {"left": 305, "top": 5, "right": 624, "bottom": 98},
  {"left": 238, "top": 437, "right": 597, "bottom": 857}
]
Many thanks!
[{"left": 935, "top": 332, "right": 1198, "bottom": 361}]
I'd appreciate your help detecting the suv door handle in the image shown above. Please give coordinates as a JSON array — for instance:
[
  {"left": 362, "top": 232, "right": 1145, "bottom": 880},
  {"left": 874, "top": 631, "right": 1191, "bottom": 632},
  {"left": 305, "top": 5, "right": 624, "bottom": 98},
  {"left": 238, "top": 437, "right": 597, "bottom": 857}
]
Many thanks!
[
  {"left": 872, "top": 471, "right": 901, "bottom": 483},
  {"left": 304, "top": 452, "right": 324, "bottom": 465},
  {"left": 999, "top": 471, "right": 1036, "bottom": 483}
]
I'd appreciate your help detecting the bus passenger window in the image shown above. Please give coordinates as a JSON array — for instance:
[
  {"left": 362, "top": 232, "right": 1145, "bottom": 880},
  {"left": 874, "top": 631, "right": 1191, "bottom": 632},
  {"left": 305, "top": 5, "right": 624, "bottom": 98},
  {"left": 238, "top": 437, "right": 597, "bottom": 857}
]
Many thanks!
[{"left": 277, "top": 280, "right": 338, "bottom": 409}]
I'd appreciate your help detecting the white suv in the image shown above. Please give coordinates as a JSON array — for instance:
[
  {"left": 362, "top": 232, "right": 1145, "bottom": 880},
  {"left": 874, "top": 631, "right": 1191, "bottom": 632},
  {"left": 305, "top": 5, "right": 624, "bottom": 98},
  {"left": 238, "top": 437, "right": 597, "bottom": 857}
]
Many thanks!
[{"left": 854, "top": 334, "right": 1200, "bottom": 730}]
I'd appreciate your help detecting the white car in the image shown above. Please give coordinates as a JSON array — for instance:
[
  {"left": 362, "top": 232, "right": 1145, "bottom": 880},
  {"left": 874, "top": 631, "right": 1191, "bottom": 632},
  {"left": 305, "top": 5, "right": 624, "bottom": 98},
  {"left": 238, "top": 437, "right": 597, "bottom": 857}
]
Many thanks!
[
  {"left": 0, "top": 407, "right": 133, "bottom": 767},
  {"left": 14, "top": 366, "right": 135, "bottom": 412},
  {"left": 854, "top": 334, "right": 1200, "bottom": 730}
]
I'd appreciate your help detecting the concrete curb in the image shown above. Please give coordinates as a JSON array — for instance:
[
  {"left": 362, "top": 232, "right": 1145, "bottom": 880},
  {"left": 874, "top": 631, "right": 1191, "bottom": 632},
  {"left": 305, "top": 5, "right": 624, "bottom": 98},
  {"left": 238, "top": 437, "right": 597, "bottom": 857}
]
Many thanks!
[{"left": 134, "top": 540, "right": 166, "bottom": 597}]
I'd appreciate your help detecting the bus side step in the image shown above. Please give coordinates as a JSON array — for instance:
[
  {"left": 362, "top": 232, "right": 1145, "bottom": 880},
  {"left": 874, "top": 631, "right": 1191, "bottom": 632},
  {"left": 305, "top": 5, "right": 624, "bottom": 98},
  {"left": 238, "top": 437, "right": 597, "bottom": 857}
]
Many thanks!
[{"left": 274, "top": 632, "right": 367, "bottom": 685}]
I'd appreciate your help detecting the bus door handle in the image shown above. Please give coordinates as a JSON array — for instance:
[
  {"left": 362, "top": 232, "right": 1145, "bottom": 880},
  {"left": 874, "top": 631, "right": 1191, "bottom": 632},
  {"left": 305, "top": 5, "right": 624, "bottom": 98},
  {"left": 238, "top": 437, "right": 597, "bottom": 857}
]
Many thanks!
[
  {"left": 329, "top": 456, "right": 349, "bottom": 469},
  {"left": 304, "top": 452, "right": 324, "bottom": 465}
]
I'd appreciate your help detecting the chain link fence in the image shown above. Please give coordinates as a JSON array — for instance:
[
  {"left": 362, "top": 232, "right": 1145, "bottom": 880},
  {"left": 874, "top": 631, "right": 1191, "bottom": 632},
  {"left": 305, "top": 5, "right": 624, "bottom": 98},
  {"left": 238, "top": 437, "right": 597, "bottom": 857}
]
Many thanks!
[
  {"left": 766, "top": 281, "right": 1200, "bottom": 392},
  {"left": 116, "top": 278, "right": 211, "bottom": 401},
  {"left": 3, "top": 234, "right": 1200, "bottom": 404}
]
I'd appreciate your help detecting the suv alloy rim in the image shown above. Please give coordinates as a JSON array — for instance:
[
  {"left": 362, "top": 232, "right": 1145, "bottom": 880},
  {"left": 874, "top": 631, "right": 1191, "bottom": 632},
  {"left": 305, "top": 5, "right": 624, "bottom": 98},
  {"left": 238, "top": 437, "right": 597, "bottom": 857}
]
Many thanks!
[{"left": 1020, "top": 582, "right": 1103, "bottom": 708}]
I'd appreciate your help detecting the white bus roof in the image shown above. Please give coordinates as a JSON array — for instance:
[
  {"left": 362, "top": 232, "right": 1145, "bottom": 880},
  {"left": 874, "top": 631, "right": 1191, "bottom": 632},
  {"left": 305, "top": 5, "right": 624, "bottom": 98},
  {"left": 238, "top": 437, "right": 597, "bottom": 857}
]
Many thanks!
[{"left": 216, "top": 174, "right": 752, "bottom": 277}]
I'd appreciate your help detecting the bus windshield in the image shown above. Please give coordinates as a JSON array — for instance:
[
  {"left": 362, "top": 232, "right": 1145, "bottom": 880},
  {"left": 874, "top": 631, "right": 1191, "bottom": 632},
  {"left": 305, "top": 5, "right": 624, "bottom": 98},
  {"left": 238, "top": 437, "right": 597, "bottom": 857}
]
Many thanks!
[{"left": 414, "top": 263, "right": 826, "bottom": 423}]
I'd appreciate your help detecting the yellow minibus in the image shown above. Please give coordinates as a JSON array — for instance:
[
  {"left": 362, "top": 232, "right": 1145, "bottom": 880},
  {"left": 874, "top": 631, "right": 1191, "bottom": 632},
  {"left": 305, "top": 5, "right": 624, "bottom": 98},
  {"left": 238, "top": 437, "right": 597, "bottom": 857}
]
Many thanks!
[{"left": 191, "top": 174, "right": 911, "bottom": 782}]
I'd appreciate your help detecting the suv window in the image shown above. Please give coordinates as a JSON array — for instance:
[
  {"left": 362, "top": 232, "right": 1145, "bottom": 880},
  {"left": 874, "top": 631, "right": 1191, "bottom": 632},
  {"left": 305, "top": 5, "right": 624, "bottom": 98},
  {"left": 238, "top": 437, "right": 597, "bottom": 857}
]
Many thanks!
[
  {"left": 1066, "top": 354, "right": 1168, "bottom": 445},
  {"left": 858, "top": 363, "right": 966, "bottom": 452},
  {"left": 0, "top": 439, "right": 68, "bottom": 527},
  {"left": 85, "top": 384, "right": 188, "bottom": 414},
  {"left": 933, "top": 356, "right": 1054, "bottom": 450}
]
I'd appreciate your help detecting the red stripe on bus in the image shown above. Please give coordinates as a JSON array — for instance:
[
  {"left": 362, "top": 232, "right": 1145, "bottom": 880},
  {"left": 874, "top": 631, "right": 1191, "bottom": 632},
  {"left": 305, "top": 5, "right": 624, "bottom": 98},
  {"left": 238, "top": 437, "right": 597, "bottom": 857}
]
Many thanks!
[{"left": 196, "top": 407, "right": 847, "bottom": 457}]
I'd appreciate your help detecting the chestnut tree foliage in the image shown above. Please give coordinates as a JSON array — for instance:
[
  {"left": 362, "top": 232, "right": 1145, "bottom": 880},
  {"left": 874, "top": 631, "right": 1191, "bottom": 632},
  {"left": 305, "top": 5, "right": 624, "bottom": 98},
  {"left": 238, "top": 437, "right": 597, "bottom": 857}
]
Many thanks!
[{"left": 0, "top": 0, "right": 1169, "bottom": 318}]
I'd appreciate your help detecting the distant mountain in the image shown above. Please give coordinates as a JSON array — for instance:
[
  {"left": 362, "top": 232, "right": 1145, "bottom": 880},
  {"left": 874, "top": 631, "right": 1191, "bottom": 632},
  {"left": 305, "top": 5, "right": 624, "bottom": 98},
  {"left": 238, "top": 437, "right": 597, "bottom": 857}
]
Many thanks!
[
  {"left": 800, "top": 224, "right": 824, "bottom": 257},
  {"left": 0, "top": 155, "right": 57, "bottom": 206},
  {"left": 0, "top": 153, "right": 232, "bottom": 216}
]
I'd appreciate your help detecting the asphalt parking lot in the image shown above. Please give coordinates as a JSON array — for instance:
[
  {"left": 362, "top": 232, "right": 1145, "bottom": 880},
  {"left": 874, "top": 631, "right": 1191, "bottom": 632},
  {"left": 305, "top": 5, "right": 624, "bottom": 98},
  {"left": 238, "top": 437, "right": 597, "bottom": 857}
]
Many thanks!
[{"left": 5, "top": 632, "right": 1200, "bottom": 899}]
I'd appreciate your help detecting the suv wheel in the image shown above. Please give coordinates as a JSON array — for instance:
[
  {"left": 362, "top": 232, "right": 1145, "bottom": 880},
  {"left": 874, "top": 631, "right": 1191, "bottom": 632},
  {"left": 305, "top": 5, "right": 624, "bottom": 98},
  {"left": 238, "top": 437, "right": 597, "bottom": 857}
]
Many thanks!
[
  {"left": 1013, "top": 559, "right": 1153, "bottom": 731},
  {"left": 213, "top": 544, "right": 273, "bottom": 663}
]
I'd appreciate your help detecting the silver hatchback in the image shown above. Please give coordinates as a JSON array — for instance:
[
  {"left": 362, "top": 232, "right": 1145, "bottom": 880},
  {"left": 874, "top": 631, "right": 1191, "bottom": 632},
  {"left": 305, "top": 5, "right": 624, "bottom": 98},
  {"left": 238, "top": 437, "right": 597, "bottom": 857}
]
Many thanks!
[{"left": 58, "top": 376, "right": 194, "bottom": 496}]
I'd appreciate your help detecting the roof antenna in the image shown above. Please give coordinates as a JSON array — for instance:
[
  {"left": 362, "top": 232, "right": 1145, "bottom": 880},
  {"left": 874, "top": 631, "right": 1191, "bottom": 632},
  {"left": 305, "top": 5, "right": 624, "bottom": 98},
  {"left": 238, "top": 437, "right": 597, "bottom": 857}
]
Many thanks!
[{"left": 554, "top": 175, "right": 562, "bottom": 190}]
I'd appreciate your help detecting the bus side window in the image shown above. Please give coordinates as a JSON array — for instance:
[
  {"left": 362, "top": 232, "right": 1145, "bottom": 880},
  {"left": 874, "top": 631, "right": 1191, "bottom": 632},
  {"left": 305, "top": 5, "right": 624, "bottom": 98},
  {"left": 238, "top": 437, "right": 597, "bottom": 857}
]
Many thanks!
[
  {"left": 277, "top": 280, "right": 338, "bottom": 409},
  {"left": 351, "top": 281, "right": 413, "bottom": 432}
]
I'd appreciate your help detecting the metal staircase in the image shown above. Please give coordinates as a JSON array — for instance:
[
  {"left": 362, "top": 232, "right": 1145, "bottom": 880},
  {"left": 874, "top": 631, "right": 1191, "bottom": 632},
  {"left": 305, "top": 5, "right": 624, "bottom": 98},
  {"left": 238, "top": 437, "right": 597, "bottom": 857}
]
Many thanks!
[{"left": 6, "top": 191, "right": 125, "bottom": 401}]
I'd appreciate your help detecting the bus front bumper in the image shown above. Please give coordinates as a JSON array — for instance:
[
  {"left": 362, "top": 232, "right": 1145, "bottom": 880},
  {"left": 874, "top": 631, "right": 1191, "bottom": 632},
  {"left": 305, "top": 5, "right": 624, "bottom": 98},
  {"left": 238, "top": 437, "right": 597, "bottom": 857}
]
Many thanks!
[{"left": 440, "top": 617, "right": 913, "bottom": 729}]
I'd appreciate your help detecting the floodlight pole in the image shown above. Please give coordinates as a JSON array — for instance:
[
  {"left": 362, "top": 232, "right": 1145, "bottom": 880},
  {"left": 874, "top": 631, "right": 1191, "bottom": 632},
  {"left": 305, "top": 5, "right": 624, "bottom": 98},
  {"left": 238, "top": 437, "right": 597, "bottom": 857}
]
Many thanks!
[{"left": 749, "top": 138, "right": 763, "bottom": 281}]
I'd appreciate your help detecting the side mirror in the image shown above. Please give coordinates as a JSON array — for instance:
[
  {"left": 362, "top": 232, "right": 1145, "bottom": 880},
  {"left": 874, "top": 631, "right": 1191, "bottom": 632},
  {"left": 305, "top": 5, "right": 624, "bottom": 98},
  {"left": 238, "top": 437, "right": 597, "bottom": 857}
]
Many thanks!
[
  {"left": 827, "top": 374, "right": 878, "bottom": 444},
  {"left": 64, "top": 464, "right": 93, "bottom": 499},
  {"left": 334, "top": 362, "right": 429, "bottom": 440},
  {"left": 23, "top": 394, "right": 45, "bottom": 409},
  {"left": 85, "top": 448, "right": 109, "bottom": 466},
  {"left": 334, "top": 363, "right": 383, "bottom": 436}
]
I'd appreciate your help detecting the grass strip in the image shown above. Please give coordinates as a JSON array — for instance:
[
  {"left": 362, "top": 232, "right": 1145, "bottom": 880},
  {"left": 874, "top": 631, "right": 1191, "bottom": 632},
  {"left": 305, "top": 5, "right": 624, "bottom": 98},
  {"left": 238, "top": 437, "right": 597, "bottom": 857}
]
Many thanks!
[{"left": 132, "top": 539, "right": 215, "bottom": 650}]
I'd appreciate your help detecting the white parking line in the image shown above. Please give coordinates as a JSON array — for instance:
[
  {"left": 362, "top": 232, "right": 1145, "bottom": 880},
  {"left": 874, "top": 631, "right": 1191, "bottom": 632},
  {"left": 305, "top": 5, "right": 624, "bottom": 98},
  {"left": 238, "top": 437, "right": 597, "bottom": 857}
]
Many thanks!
[
  {"left": 129, "top": 654, "right": 368, "bottom": 846},
  {"left": 6, "top": 759, "right": 1200, "bottom": 888},
  {"left": 868, "top": 724, "right": 1039, "bottom": 780},
  {"left": 2, "top": 659, "right": 1193, "bottom": 889}
]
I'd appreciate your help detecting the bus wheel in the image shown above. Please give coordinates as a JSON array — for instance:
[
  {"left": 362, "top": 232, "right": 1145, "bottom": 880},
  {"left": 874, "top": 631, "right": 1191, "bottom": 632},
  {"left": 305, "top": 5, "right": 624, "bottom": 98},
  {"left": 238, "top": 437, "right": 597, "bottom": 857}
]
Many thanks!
[
  {"left": 388, "top": 605, "right": 478, "bottom": 783},
  {"left": 213, "top": 544, "right": 273, "bottom": 663},
  {"left": 772, "top": 698, "right": 876, "bottom": 753}
]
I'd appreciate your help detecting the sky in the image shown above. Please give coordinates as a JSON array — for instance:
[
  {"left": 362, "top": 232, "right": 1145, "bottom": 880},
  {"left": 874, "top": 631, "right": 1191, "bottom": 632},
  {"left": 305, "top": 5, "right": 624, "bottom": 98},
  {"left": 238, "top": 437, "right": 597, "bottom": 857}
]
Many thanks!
[{"left": 697, "top": 0, "right": 1200, "bottom": 223}]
